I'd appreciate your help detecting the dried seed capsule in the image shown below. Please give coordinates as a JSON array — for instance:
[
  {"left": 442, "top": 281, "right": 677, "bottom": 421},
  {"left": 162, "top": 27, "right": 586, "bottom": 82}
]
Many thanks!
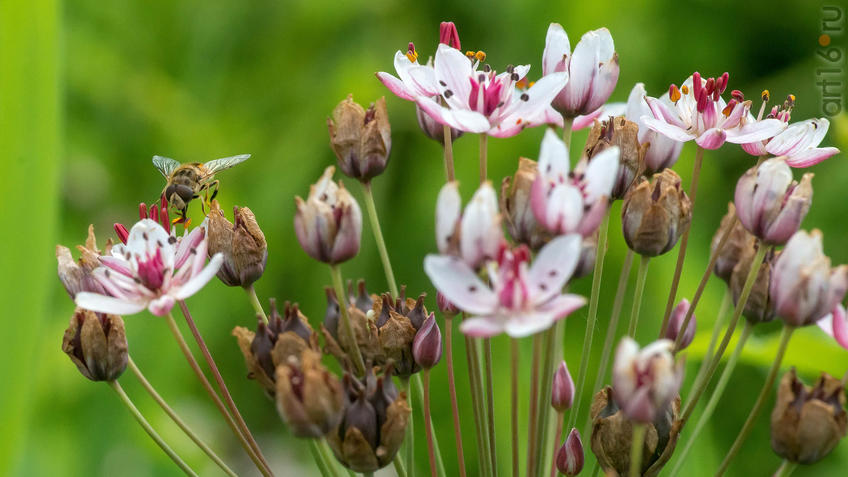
[{"left": 62, "top": 308, "right": 128, "bottom": 382}]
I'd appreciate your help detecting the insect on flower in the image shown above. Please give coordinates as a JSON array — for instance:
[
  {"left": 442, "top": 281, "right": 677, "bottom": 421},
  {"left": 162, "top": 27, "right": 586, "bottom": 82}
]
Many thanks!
[{"left": 153, "top": 154, "right": 251, "bottom": 222}]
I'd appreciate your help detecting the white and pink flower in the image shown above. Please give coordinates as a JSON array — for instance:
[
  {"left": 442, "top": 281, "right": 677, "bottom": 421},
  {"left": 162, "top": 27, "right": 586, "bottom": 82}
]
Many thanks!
[
  {"left": 743, "top": 118, "right": 839, "bottom": 168},
  {"left": 424, "top": 235, "right": 586, "bottom": 338},
  {"left": 75, "top": 219, "right": 223, "bottom": 317},
  {"left": 612, "top": 338, "right": 683, "bottom": 423},
  {"left": 530, "top": 129, "right": 619, "bottom": 237},
  {"left": 817, "top": 303, "right": 848, "bottom": 351},
  {"left": 436, "top": 181, "right": 503, "bottom": 270},
  {"left": 624, "top": 83, "right": 684, "bottom": 173},
  {"left": 642, "top": 73, "right": 786, "bottom": 150}
]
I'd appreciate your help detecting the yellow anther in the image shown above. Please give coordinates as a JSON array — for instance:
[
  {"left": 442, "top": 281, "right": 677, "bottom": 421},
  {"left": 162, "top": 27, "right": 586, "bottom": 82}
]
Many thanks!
[
  {"left": 761, "top": 90, "right": 770, "bottom": 102},
  {"left": 528, "top": 81, "right": 535, "bottom": 88},
  {"left": 788, "top": 94, "right": 796, "bottom": 102},
  {"left": 405, "top": 50, "right": 418, "bottom": 63},
  {"left": 475, "top": 50, "right": 486, "bottom": 62},
  {"left": 466, "top": 50, "right": 475, "bottom": 58},
  {"left": 670, "top": 85, "right": 681, "bottom": 102},
  {"left": 171, "top": 217, "right": 182, "bottom": 225},
  {"left": 516, "top": 78, "right": 528, "bottom": 89},
  {"left": 681, "top": 85, "right": 689, "bottom": 95},
  {"left": 722, "top": 103, "right": 734, "bottom": 117}
]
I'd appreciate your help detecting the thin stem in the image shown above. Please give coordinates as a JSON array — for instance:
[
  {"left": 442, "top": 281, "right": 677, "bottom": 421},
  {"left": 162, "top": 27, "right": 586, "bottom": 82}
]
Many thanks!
[
  {"left": 511, "top": 339, "right": 520, "bottom": 477},
  {"left": 361, "top": 182, "right": 399, "bottom": 298},
  {"left": 466, "top": 335, "right": 492, "bottom": 476},
  {"left": 178, "top": 301, "right": 273, "bottom": 475},
  {"left": 484, "top": 338, "right": 498, "bottom": 477},
  {"left": 681, "top": 243, "right": 770, "bottom": 424},
  {"left": 245, "top": 285, "right": 268, "bottom": 323},
  {"left": 716, "top": 325, "right": 795, "bottom": 476},
  {"left": 629, "top": 423, "right": 646, "bottom": 477},
  {"left": 479, "top": 133, "right": 488, "bottom": 184},
  {"left": 569, "top": 213, "right": 610, "bottom": 432},
  {"left": 627, "top": 256, "right": 651, "bottom": 337},
  {"left": 660, "top": 146, "right": 704, "bottom": 333},
  {"left": 164, "top": 312, "right": 271, "bottom": 476},
  {"left": 549, "top": 411, "right": 564, "bottom": 477},
  {"left": 393, "top": 455, "right": 409, "bottom": 477},
  {"left": 584, "top": 250, "right": 634, "bottom": 435},
  {"left": 526, "top": 334, "right": 542, "bottom": 477},
  {"left": 411, "top": 373, "right": 447, "bottom": 476},
  {"left": 445, "top": 317, "right": 467, "bottom": 477},
  {"left": 308, "top": 439, "right": 334, "bottom": 477},
  {"left": 690, "top": 290, "right": 732, "bottom": 391},
  {"left": 670, "top": 321, "right": 752, "bottom": 476},
  {"left": 108, "top": 381, "right": 198, "bottom": 477},
  {"left": 669, "top": 214, "right": 738, "bottom": 346},
  {"left": 562, "top": 117, "right": 574, "bottom": 149},
  {"left": 127, "top": 357, "right": 237, "bottom": 477},
  {"left": 443, "top": 125, "right": 455, "bottom": 182},
  {"left": 534, "top": 324, "right": 558, "bottom": 477},
  {"left": 318, "top": 439, "right": 346, "bottom": 477},
  {"left": 423, "top": 370, "right": 438, "bottom": 477},
  {"left": 774, "top": 459, "right": 798, "bottom": 477},
  {"left": 401, "top": 377, "right": 415, "bottom": 477},
  {"left": 329, "top": 265, "right": 366, "bottom": 375}
]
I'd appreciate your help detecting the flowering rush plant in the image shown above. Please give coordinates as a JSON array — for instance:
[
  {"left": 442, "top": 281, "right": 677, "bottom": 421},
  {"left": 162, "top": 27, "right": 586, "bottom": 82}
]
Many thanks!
[{"left": 56, "top": 18, "right": 847, "bottom": 477}]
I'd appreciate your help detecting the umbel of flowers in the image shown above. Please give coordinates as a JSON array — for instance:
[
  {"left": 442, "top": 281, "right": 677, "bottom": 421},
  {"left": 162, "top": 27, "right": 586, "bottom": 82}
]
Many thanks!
[{"left": 52, "top": 17, "right": 848, "bottom": 477}]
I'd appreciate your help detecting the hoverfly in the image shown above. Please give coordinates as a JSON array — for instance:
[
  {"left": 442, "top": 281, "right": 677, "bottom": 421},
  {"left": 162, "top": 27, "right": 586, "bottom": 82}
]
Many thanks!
[{"left": 153, "top": 154, "right": 250, "bottom": 221}]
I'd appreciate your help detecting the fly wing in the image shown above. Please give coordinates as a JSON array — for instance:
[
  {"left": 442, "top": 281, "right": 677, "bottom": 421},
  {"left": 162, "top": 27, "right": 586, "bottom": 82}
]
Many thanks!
[
  {"left": 202, "top": 154, "right": 251, "bottom": 175},
  {"left": 152, "top": 155, "right": 181, "bottom": 178}
]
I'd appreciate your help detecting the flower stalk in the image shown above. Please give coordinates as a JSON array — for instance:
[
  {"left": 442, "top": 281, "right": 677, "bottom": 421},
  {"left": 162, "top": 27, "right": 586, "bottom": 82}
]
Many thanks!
[
  {"left": 626, "top": 256, "right": 651, "bottom": 337},
  {"left": 245, "top": 284, "right": 268, "bottom": 323},
  {"left": 446, "top": 317, "right": 467, "bottom": 477},
  {"left": 483, "top": 338, "right": 499, "bottom": 476},
  {"left": 479, "top": 133, "right": 488, "bottom": 184},
  {"left": 511, "top": 339, "right": 520, "bottom": 477},
  {"left": 467, "top": 335, "right": 492, "bottom": 476},
  {"left": 423, "top": 369, "right": 438, "bottom": 477},
  {"left": 443, "top": 124, "right": 456, "bottom": 182},
  {"left": 329, "top": 265, "right": 366, "bottom": 375},
  {"left": 361, "top": 182, "right": 399, "bottom": 298},
  {"left": 628, "top": 423, "right": 647, "bottom": 477}
]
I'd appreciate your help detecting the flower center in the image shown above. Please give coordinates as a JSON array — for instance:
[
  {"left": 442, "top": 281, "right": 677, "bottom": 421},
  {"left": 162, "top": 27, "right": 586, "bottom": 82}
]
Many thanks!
[{"left": 136, "top": 248, "right": 166, "bottom": 290}]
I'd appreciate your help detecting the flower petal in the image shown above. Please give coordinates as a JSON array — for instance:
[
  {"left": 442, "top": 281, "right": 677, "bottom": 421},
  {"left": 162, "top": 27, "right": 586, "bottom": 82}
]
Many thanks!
[
  {"left": 528, "top": 234, "right": 582, "bottom": 302},
  {"left": 460, "top": 315, "right": 505, "bottom": 338},
  {"left": 724, "top": 118, "right": 786, "bottom": 144},
  {"left": 173, "top": 253, "right": 223, "bottom": 300},
  {"left": 436, "top": 182, "right": 461, "bottom": 254},
  {"left": 503, "top": 311, "right": 556, "bottom": 338},
  {"left": 148, "top": 295, "right": 176, "bottom": 317},
  {"left": 424, "top": 254, "right": 498, "bottom": 314},
  {"left": 434, "top": 44, "right": 473, "bottom": 108},
  {"left": 75, "top": 292, "right": 147, "bottom": 316},
  {"left": 695, "top": 128, "right": 727, "bottom": 149},
  {"left": 543, "top": 23, "right": 570, "bottom": 76},
  {"left": 818, "top": 304, "right": 848, "bottom": 350},
  {"left": 641, "top": 116, "right": 695, "bottom": 143},
  {"left": 784, "top": 147, "right": 840, "bottom": 168},
  {"left": 376, "top": 71, "right": 415, "bottom": 101}
]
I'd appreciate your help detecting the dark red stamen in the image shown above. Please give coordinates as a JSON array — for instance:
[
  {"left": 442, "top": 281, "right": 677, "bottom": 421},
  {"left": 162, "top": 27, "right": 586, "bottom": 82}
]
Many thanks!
[
  {"left": 139, "top": 203, "right": 148, "bottom": 221},
  {"left": 439, "top": 21, "right": 461, "bottom": 50},
  {"left": 114, "top": 223, "right": 129, "bottom": 244}
]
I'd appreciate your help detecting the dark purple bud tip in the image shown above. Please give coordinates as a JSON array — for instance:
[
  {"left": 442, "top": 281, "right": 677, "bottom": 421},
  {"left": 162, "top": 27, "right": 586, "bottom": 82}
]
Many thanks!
[
  {"left": 551, "top": 360, "right": 575, "bottom": 412},
  {"left": 412, "top": 313, "right": 442, "bottom": 369},
  {"left": 666, "top": 298, "right": 696, "bottom": 350},
  {"left": 556, "top": 428, "right": 584, "bottom": 476}
]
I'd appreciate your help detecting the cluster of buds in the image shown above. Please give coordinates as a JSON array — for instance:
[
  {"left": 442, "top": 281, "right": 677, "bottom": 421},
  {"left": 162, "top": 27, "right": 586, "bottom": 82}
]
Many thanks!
[
  {"left": 327, "top": 367, "right": 411, "bottom": 472},
  {"left": 205, "top": 200, "right": 267, "bottom": 288},
  {"left": 276, "top": 350, "right": 345, "bottom": 438},
  {"left": 771, "top": 368, "right": 847, "bottom": 464},
  {"left": 233, "top": 299, "right": 319, "bottom": 395},
  {"left": 62, "top": 308, "right": 128, "bottom": 382},
  {"left": 621, "top": 169, "right": 692, "bottom": 257},
  {"left": 294, "top": 166, "right": 362, "bottom": 264},
  {"left": 322, "top": 282, "right": 433, "bottom": 376},
  {"left": 56, "top": 225, "right": 111, "bottom": 298},
  {"left": 327, "top": 95, "right": 391, "bottom": 183},
  {"left": 584, "top": 115, "right": 646, "bottom": 200}
]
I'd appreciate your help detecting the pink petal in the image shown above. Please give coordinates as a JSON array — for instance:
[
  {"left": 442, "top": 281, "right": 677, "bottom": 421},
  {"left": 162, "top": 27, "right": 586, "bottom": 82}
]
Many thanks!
[
  {"left": 817, "top": 304, "right": 848, "bottom": 350},
  {"left": 784, "top": 147, "right": 840, "bottom": 168},
  {"left": 572, "top": 106, "right": 605, "bottom": 131},
  {"left": 415, "top": 96, "right": 489, "bottom": 133},
  {"left": 582, "top": 146, "right": 619, "bottom": 203},
  {"left": 644, "top": 96, "right": 686, "bottom": 129},
  {"left": 424, "top": 254, "right": 498, "bottom": 314},
  {"left": 724, "top": 118, "right": 787, "bottom": 144},
  {"left": 576, "top": 196, "right": 609, "bottom": 237},
  {"left": 75, "top": 292, "right": 147, "bottom": 316},
  {"left": 148, "top": 295, "right": 176, "bottom": 317},
  {"left": 740, "top": 140, "right": 767, "bottom": 156},
  {"left": 641, "top": 116, "right": 695, "bottom": 143},
  {"left": 376, "top": 72, "right": 415, "bottom": 101},
  {"left": 537, "top": 294, "right": 587, "bottom": 321},
  {"left": 174, "top": 253, "right": 223, "bottom": 300},
  {"left": 695, "top": 128, "right": 727, "bottom": 149},
  {"left": 99, "top": 256, "right": 134, "bottom": 277},
  {"left": 459, "top": 315, "right": 505, "bottom": 338},
  {"left": 436, "top": 182, "right": 462, "bottom": 254},
  {"left": 528, "top": 234, "right": 582, "bottom": 302}
]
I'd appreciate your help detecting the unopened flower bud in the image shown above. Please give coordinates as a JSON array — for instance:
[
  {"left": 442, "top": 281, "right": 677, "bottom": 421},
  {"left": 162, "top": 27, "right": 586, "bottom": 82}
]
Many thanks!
[
  {"left": 551, "top": 360, "right": 575, "bottom": 412},
  {"left": 294, "top": 166, "right": 362, "bottom": 264},
  {"left": 436, "top": 181, "right": 502, "bottom": 269},
  {"left": 612, "top": 338, "right": 683, "bottom": 423},
  {"left": 665, "top": 299, "right": 696, "bottom": 349},
  {"left": 501, "top": 158, "right": 550, "bottom": 250},
  {"left": 771, "top": 368, "right": 847, "bottom": 464},
  {"left": 771, "top": 230, "right": 848, "bottom": 327},
  {"left": 327, "top": 95, "right": 391, "bottom": 183},
  {"left": 584, "top": 116, "right": 647, "bottom": 200},
  {"left": 590, "top": 386, "right": 682, "bottom": 477},
  {"left": 206, "top": 201, "right": 267, "bottom": 288},
  {"left": 276, "top": 351, "right": 345, "bottom": 438},
  {"left": 556, "top": 428, "right": 584, "bottom": 476},
  {"left": 622, "top": 169, "right": 692, "bottom": 257},
  {"left": 735, "top": 158, "right": 813, "bottom": 245},
  {"left": 437, "top": 291, "right": 459, "bottom": 317},
  {"left": 62, "top": 308, "right": 128, "bottom": 381},
  {"left": 413, "top": 313, "right": 442, "bottom": 369},
  {"left": 730, "top": 244, "right": 778, "bottom": 324},
  {"left": 712, "top": 202, "right": 756, "bottom": 283},
  {"left": 56, "top": 225, "right": 112, "bottom": 299},
  {"left": 416, "top": 103, "right": 462, "bottom": 144}
]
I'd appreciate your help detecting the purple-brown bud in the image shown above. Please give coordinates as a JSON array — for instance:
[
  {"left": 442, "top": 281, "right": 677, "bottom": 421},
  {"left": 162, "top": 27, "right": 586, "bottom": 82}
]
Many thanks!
[
  {"left": 412, "top": 313, "right": 442, "bottom": 369},
  {"left": 771, "top": 368, "right": 847, "bottom": 464},
  {"left": 730, "top": 244, "right": 778, "bottom": 324},
  {"left": 436, "top": 291, "right": 459, "bottom": 317},
  {"left": 556, "top": 428, "right": 584, "bottom": 476},
  {"left": 56, "top": 225, "right": 111, "bottom": 299},
  {"left": 552, "top": 360, "right": 575, "bottom": 412},
  {"left": 665, "top": 299, "right": 696, "bottom": 350},
  {"left": 622, "top": 169, "right": 692, "bottom": 257},
  {"left": 206, "top": 201, "right": 267, "bottom": 288},
  {"left": 327, "top": 95, "right": 391, "bottom": 183},
  {"left": 584, "top": 116, "right": 647, "bottom": 200},
  {"left": 294, "top": 166, "right": 362, "bottom": 264},
  {"left": 416, "top": 104, "right": 462, "bottom": 145},
  {"left": 62, "top": 308, "right": 128, "bottom": 381},
  {"left": 712, "top": 202, "right": 756, "bottom": 283},
  {"left": 500, "top": 158, "right": 551, "bottom": 250},
  {"left": 276, "top": 350, "right": 345, "bottom": 438},
  {"left": 734, "top": 158, "right": 813, "bottom": 245}
]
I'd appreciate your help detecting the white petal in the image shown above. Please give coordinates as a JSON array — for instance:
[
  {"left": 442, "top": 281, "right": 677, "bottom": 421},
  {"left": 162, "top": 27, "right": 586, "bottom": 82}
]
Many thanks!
[
  {"left": 528, "top": 234, "right": 582, "bottom": 302},
  {"left": 148, "top": 295, "right": 176, "bottom": 317},
  {"left": 434, "top": 44, "right": 473, "bottom": 108},
  {"left": 174, "top": 253, "right": 223, "bottom": 300},
  {"left": 582, "top": 146, "right": 619, "bottom": 203},
  {"left": 504, "top": 311, "right": 555, "bottom": 338},
  {"left": 724, "top": 118, "right": 787, "bottom": 144},
  {"left": 460, "top": 315, "right": 506, "bottom": 338},
  {"left": 424, "top": 254, "right": 498, "bottom": 314},
  {"left": 546, "top": 185, "right": 584, "bottom": 234},
  {"left": 543, "top": 23, "right": 570, "bottom": 76},
  {"left": 641, "top": 116, "right": 696, "bottom": 142},
  {"left": 460, "top": 183, "right": 500, "bottom": 267},
  {"left": 75, "top": 292, "right": 147, "bottom": 316},
  {"left": 436, "top": 182, "right": 461, "bottom": 254},
  {"left": 538, "top": 128, "right": 570, "bottom": 179}
]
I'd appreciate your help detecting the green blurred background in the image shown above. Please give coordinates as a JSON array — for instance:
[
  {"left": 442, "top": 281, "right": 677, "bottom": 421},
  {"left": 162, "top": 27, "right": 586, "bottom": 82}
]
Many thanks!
[{"left": 2, "top": 0, "right": 848, "bottom": 475}]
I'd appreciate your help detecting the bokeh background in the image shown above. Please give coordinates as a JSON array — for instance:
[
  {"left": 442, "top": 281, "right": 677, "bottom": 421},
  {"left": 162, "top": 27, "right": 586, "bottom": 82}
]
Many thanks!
[{"left": 3, "top": 0, "right": 848, "bottom": 475}]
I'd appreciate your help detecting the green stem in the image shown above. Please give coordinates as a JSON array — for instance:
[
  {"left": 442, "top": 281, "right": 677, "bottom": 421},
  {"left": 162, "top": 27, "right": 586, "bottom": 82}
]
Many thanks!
[
  {"left": 308, "top": 439, "right": 335, "bottom": 477},
  {"left": 479, "top": 133, "right": 488, "bottom": 184},
  {"left": 177, "top": 301, "right": 272, "bottom": 475},
  {"left": 670, "top": 321, "right": 752, "bottom": 476},
  {"left": 108, "top": 381, "right": 198, "bottom": 477},
  {"left": 127, "top": 357, "right": 237, "bottom": 477},
  {"left": 526, "top": 334, "right": 542, "bottom": 477},
  {"left": 401, "top": 377, "right": 415, "bottom": 477},
  {"left": 774, "top": 459, "right": 798, "bottom": 477},
  {"left": 443, "top": 124, "right": 456, "bottom": 182},
  {"left": 483, "top": 338, "right": 498, "bottom": 476},
  {"left": 511, "top": 339, "right": 520, "bottom": 477},
  {"left": 716, "top": 325, "right": 795, "bottom": 476},
  {"left": 361, "top": 182, "right": 399, "bottom": 298},
  {"left": 562, "top": 116, "right": 574, "bottom": 149},
  {"left": 568, "top": 213, "right": 610, "bottom": 432},
  {"left": 329, "top": 265, "right": 366, "bottom": 375},
  {"left": 534, "top": 323, "right": 558, "bottom": 477},
  {"left": 423, "top": 371, "right": 438, "bottom": 477},
  {"left": 466, "top": 335, "right": 492, "bottom": 476},
  {"left": 318, "top": 439, "right": 346, "bottom": 477},
  {"left": 445, "top": 317, "right": 467, "bottom": 477},
  {"left": 660, "top": 146, "right": 704, "bottom": 334},
  {"left": 245, "top": 285, "right": 268, "bottom": 323},
  {"left": 164, "top": 312, "right": 271, "bottom": 476},
  {"left": 584, "top": 249, "right": 634, "bottom": 435},
  {"left": 681, "top": 243, "right": 770, "bottom": 424},
  {"left": 393, "top": 455, "right": 409, "bottom": 477},
  {"left": 690, "top": 290, "right": 732, "bottom": 391},
  {"left": 627, "top": 256, "right": 651, "bottom": 337},
  {"left": 629, "top": 423, "right": 647, "bottom": 477}
]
